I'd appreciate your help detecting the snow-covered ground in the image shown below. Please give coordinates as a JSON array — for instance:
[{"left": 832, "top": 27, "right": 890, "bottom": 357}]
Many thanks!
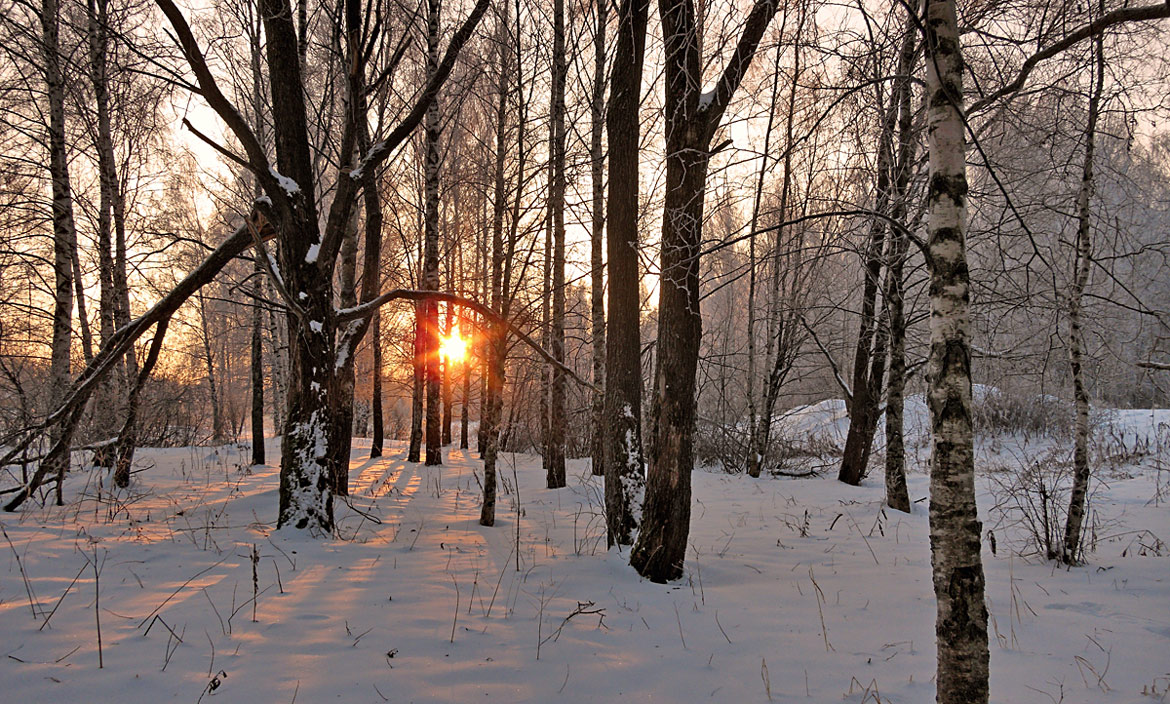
[{"left": 1, "top": 404, "right": 1167, "bottom": 703}]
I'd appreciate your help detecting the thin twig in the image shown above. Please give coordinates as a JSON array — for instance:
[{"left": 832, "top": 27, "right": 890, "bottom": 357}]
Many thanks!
[
  {"left": 1, "top": 523, "right": 39, "bottom": 619},
  {"left": 40, "top": 562, "right": 87, "bottom": 631}
]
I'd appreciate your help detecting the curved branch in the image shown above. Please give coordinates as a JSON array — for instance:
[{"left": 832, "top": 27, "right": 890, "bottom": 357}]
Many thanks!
[
  {"left": 154, "top": 0, "right": 285, "bottom": 212},
  {"left": 968, "top": 2, "right": 1170, "bottom": 115},
  {"left": 2, "top": 213, "right": 276, "bottom": 509}
]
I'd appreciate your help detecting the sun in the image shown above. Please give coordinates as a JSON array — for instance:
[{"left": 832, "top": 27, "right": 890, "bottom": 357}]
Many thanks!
[{"left": 439, "top": 326, "right": 469, "bottom": 364}]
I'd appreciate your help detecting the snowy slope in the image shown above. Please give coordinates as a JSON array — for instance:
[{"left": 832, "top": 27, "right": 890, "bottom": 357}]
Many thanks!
[{"left": 0, "top": 418, "right": 1167, "bottom": 703}]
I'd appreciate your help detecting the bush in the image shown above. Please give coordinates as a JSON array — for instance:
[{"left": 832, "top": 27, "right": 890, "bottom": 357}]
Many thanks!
[
  {"left": 972, "top": 386, "right": 1075, "bottom": 441},
  {"left": 984, "top": 444, "right": 1098, "bottom": 562}
]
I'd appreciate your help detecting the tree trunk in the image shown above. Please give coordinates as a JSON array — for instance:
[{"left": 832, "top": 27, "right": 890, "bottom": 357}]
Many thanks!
[
  {"left": 266, "top": 275, "right": 287, "bottom": 436},
  {"left": 71, "top": 245, "right": 95, "bottom": 366},
  {"left": 631, "top": 129, "right": 706, "bottom": 581},
  {"left": 922, "top": 0, "right": 989, "bottom": 699},
  {"left": 481, "top": 0, "right": 512, "bottom": 526},
  {"left": 86, "top": 0, "right": 124, "bottom": 446},
  {"left": 442, "top": 303, "right": 454, "bottom": 445},
  {"left": 409, "top": 302, "right": 424, "bottom": 462},
  {"left": 541, "top": 184, "right": 552, "bottom": 474},
  {"left": 371, "top": 309, "right": 384, "bottom": 457},
  {"left": 838, "top": 76, "right": 898, "bottom": 487},
  {"left": 1062, "top": 23, "right": 1103, "bottom": 566},
  {"left": 602, "top": 0, "right": 648, "bottom": 547},
  {"left": 546, "top": 0, "right": 567, "bottom": 489},
  {"left": 251, "top": 256, "right": 266, "bottom": 465},
  {"left": 588, "top": 0, "right": 607, "bottom": 478},
  {"left": 262, "top": 0, "right": 335, "bottom": 534},
  {"left": 631, "top": 0, "right": 778, "bottom": 582},
  {"left": 460, "top": 333, "right": 470, "bottom": 449},
  {"left": 197, "top": 290, "right": 227, "bottom": 444},
  {"left": 422, "top": 0, "right": 444, "bottom": 467},
  {"left": 114, "top": 317, "right": 171, "bottom": 487},
  {"left": 332, "top": 197, "right": 359, "bottom": 494},
  {"left": 42, "top": 0, "right": 78, "bottom": 505},
  {"left": 248, "top": 7, "right": 267, "bottom": 467},
  {"left": 883, "top": 16, "right": 919, "bottom": 514}
]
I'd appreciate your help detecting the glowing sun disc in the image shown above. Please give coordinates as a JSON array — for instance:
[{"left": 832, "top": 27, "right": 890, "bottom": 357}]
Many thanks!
[{"left": 439, "top": 329, "right": 468, "bottom": 363}]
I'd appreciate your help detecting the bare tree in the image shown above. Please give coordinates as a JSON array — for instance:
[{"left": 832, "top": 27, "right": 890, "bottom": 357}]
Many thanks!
[
  {"left": 546, "top": 0, "right": 568, "bottom": 489},
  {"left": 588, "top": 0, "right": 607, "bottom": 478},
  {"left": 602, "top": 0, "right": 648, "bottom": 547},
  {"left": 423, "top": 0, "right": 445, "bottom": 467},
  {"left": 921, "top": 0, "right": 989, "bottom": 699},
  {"left": 1061, "top": 11, "right": 1105, "bottom": 565},
  {"left": 42, "top": 0, "right": 80, "bottom": 504},
  {"left": 630, "top": 0, "right": 780, "bottom": 583}
]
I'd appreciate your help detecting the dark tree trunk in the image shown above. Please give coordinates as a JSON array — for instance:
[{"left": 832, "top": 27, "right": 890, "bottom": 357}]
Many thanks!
[
  {"left": 262, "top": 0, "right": 335, "bottom": 533},
  {"left": 480, "top": 0, "right": 512, "bottom": 526},
  {"left": 197, "top": 291, "right": 227, "bottom": 444},
  {"left": 588, "top": 0, "right": 607, "bottom": 478},
  {"left": 251, "top": 256, "right": 266, "bottom": 465},
  {"left": 838, "top": 77, "right": 898, "bottom": 487},
  {"left": 460, "top": 343, "right": 470, "bottom": 449},
  {"left": 409, "top": 303, "right": 424, "bottom": 462},
  {"left": 248, "top": 6, "right": 268, "bottom": 468},
  {"left": 114, "top": 317, "right": 171, "bottom": 486},
  {"left": 442, "top": 303, "right": 454, "bottom": 445},
  {"left": 371, "top": 309, "right": 384, "bottom": 458},
  {"left": 86, "top": 0, "right": 123, "bottom": 445},
  {"left": 602, "top": 0, "right": 648, "bottom": 546},
  {"left": 71, "top": 246, "right": 94, "bottom": 366},
  {"left": 546, "top": 0, "right": 567, "bottom": 489},
  {"left": 883, "top": 16, "right": 919, "bottom": 514},
  {"left": 631, "top": 0, "right": 778, "bottom": 582},
  {"left": 332, "top": 206, "right": 359, "bottom": 494}
]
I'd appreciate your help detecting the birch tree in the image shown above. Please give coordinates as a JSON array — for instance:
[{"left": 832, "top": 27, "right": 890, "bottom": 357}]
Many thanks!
[
  {"left": 42, "top": 0, "right": 80, "bottom": 505},
  {"left": 1061, "top": 14, "right": 1105, "bottom": 566},
  {"left": 423, "top": 0, "right": 444, "bottom": 467},
  {"left": 921, "top": 0, "right": 989, "bottom": 699}
]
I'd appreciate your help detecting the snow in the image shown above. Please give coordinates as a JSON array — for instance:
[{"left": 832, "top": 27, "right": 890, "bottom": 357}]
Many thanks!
[
  {"left": 305, "top": 242, "right": 320, "bottom": 264},
  {"left": 1, "top": 406, "right": 1168, "bottom": 703},
  {"left": 268, "top": 167, "right": 301, "bottom": 195}
]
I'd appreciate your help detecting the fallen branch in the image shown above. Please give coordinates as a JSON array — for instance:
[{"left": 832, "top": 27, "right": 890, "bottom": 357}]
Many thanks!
[{"left": 3, "top": 214, "right": 274, "bottom": 511}]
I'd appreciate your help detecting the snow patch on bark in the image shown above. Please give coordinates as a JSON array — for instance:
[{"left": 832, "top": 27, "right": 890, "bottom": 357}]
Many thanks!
[
  {"left": 269, "top": 167, "right": 301, "bottom": 195},
  {"left": 279, "top": 409, "right": 333, "bottom": 535},
  {"left": 621, "top": 404, "right": 645, "bottom": 524}
]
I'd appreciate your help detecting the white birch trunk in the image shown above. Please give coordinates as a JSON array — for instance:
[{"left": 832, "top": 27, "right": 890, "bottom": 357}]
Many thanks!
[{"left": 923, "top": 0, "right": 989, "bottom": 700}]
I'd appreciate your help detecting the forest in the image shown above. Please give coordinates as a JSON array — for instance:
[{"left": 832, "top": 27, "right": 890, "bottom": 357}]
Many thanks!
[{"left": 1, "top": 0, "right": 1169, "bottom": 701}]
